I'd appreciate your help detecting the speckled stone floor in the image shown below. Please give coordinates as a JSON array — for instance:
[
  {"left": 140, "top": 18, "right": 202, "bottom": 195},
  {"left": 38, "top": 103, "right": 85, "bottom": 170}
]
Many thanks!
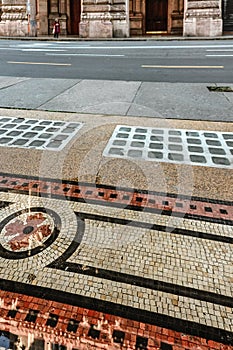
[{"left": 0, "top": 108, "right": 232, "bottom": 201}]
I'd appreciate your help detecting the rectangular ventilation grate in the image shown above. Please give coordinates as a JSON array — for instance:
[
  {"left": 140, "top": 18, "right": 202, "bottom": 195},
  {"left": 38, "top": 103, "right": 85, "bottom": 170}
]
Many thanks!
[
  {"left": 0, "top": 117, "right": 83, "bottom": 151},
  {"left": 103, "top": 125, "right": 233, "bottom": 169}
]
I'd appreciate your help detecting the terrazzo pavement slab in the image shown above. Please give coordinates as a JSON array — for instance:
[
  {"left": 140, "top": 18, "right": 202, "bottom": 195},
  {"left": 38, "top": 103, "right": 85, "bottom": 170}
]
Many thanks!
[
  {"left": 0, "top": 108, "right": 231, "bottom": 200},
  {"left": 0, "top": 76, "right": 29, "bottom": 89},
  {"left": 40, "top": 80, "right": 141, "bottom": 115},
  {"left": 0, "top": 78, "right": 79, "bottom": 109}
]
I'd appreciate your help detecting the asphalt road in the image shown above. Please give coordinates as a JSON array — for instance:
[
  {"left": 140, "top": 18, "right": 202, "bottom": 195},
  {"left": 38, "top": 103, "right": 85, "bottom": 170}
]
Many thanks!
[{"left": 0, "top": 39, "right": 233, "bottom": 82}]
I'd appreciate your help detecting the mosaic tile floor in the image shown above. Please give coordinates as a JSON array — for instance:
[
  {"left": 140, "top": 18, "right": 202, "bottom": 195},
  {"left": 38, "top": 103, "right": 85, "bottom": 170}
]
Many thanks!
[
  {"left": 0, "top": 173, "right": 232, "bottom": 349},
  {"left": 0, "top": 110, "right": 232, "bottom": 349}
]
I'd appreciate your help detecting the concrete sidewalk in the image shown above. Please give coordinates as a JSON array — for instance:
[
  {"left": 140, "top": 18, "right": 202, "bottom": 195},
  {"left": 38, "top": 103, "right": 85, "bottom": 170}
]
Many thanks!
[{"left": 1, "top": 76, "right": 233, "bottom": 121}]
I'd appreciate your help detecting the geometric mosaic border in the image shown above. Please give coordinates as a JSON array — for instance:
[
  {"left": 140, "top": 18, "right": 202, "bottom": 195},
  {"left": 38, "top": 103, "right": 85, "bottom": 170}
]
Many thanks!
[{"left": 0, "top": 173, "right": 232, "bottom": 225}]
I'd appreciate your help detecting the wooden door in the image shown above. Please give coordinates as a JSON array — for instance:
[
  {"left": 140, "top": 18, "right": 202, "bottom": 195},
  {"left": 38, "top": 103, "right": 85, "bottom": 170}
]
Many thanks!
[
  {"left": 70, "top": 0, "right": 81, "bottom": 35},
  {"left": 223, "top": 0, "right": 233, "bottom": 31},
  {"left": 146, "top": 0, "right": 168, "bottom": 33}
]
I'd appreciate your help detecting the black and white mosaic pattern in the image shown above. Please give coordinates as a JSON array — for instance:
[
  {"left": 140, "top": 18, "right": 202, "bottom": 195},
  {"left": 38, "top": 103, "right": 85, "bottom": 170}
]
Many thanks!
[
  {"left": 0, "top": 117, "right": 83, "bottom": 151},
  {"left": 103, "top": 125, "right": 233, "bottom": 168},
  {"left": 0, "top": 177, "right": 233, "bottom": 344}
]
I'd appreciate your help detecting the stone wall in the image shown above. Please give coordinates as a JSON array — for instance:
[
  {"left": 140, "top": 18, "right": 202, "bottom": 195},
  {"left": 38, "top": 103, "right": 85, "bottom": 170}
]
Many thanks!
[
  {"left": 183, "top": 0, "right": 222, "bottom": 36},
  {"left": 79, "top": 0, "right": 113, "bottom": 38},
  {"left": 79, "top": 0, "right": 129, "bottom": 38},
  {"left": 111, "top": 0, "right": 129, "bottom": 38},
  {"left": 37, "top": 0, "right": 49, "bottom": 36},
  {"left": 0, "top": 1, "right": 28, "bottom": 36},
  {"left": 0, "top": 0, "right": 225, "bottom": 38}
]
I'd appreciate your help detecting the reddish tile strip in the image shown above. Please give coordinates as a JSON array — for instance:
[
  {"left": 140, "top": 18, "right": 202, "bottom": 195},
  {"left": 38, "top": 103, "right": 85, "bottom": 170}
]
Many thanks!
[
  {"left": 0, "top": 174, "right": 232, "bottom": 223},
  {"left": 0, "top": 290, "right": 231, "bottom": 350}
]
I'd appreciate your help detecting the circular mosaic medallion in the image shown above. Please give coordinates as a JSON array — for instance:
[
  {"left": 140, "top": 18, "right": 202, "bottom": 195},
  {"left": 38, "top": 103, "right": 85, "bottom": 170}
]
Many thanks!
[{"left": 0, "top": 207, "right": 61, "bottom": 259}]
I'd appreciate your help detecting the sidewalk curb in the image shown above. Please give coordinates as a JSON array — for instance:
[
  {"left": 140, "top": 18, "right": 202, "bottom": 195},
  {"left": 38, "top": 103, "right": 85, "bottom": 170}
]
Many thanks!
[{"left": 1, "top": 35, "right": 233, "bottom": 41}]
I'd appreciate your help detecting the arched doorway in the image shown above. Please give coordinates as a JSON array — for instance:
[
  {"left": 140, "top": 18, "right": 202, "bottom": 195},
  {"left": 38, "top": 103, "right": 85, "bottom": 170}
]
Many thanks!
[
  {"left": 146, "top": 0, "right": 168, "bottom": 33},
  {"left": 69, "top": 0, "right": 81, "bottom": 34}
]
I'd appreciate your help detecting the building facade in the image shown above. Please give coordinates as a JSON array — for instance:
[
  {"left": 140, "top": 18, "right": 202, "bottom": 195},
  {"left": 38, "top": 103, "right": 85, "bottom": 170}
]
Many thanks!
[{"left": 0, "top": 0, "right": 232, "bottom": 38}]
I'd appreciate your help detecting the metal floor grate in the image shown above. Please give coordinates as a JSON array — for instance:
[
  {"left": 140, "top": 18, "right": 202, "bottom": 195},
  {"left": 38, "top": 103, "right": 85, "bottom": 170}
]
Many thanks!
[
  {"left": 103, "top": 125, "right": 233, "bottom": 168},
  {"left": 0, "top": 117, "right": 83, "bottom": 151}
]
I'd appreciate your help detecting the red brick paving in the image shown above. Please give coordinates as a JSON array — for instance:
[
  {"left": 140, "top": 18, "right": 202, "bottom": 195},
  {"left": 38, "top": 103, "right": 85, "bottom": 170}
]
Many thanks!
[{"left": 0, "top": 290, "right": 232, "bottom": 350}]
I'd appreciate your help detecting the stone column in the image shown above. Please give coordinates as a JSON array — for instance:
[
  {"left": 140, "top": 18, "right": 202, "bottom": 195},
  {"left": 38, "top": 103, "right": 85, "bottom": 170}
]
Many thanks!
[
  {"left": 79, "top": 0, "right": 113, "bottom": 38},
  {"left": 28, "top": 0, "right": 37, "bottom": 36},
  {"left": 183, "top": 0, "right": 222, "bottom": 37},
  {"left": 37, "top": 0, "right": 49, "bottom": 35},
  {"left": 0, "top": 0, "right": 28, "bottom": 36},
  {"left": 58, "top": 0, "right": 68, "bottom": 35},
  {"left": 111, "top": 0, "right": 129, "bottom": 37}
]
